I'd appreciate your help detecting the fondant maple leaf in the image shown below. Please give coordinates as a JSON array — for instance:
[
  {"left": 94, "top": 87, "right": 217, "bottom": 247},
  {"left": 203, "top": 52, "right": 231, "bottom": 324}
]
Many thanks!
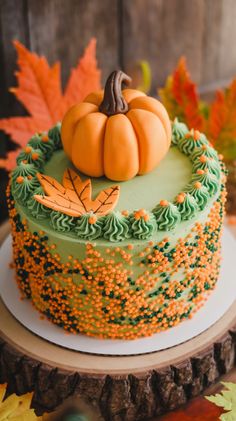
[
  {"left": 34, "top": 168, "right": 120, "bottom": 217},
  {"left": 0, "top": 39, "right": 101, "bottom": 170}
]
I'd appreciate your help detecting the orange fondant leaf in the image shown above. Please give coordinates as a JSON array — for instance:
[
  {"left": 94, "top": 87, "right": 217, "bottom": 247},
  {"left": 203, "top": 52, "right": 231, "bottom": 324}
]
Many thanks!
[
  {"left": 92, "top": 186, "right": 121, "bottom": 215},
  {"left": 159, "top": 57, "right": 206, "bottom": 131},
  {"left": 62, "top": 168, "right": 92, "bottom": 201},
  {"left": 34, "top": 194, "right": 84, "bottom": 217},
  {"left": 37, "top": 173, "right": 66, "bottom": 196},
  {"left": 35, "top": 168, "right": 120, "bottom": 217},
  {"left": 64, "top": 38, "right": 101, "bottom": 108},
  {"left": 0, "top": 39, "right": 101, "bottom": 171}
]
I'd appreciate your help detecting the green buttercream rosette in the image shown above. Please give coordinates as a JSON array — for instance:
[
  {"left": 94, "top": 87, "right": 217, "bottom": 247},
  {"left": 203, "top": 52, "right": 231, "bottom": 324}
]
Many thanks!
[
  {"left": 16, "top": 145, "right": 44, "bottom": 169},
  {"left": 192, "top": 155, "right": 221, "bottom": 179},
  {"left": 13, "top": 176, "right": 40, "bottom": 203},
  {"left": 27, "top": 186, "right": 51, "bottom": 219},
  {"left": 184, "top": 182, "right": 209, "bottom": 211},
  {"left": 11, "top": 162, "right": 37, "bottom": 182},
  {"left": 102, "top": 212, "right": 131, "bottom": 242},
  {"left": 50, "top": 211, "right": 75, "bottom": 232},
  {"left": 48, "top": 122, "right": 62, "bottom": 150},
  {"left": 153, "top": 201, "right": 180, "bottom": 231},
  {"left": 191, "top": 170, "right": 219, "bottom": 196},
  {"left": 28, "top": 133, "right": 54, "bottom": 160},
  {"left": 75, "top": 214, "right": 104, "bottom": 240},
  {"left": 171, "top": 118, "right": 188, "bottom": 146},
  {"left": 129, "top": 210, "right": 156, "bottom": 239},
  {"left": 190, "top": 144, "right": 218, "bottom": 162},
  {"left": 174, "top": 193, "right": 199, "bottom": 221},
  {"left": 178, "top": 129, "right": 208, "bottom": 156}
]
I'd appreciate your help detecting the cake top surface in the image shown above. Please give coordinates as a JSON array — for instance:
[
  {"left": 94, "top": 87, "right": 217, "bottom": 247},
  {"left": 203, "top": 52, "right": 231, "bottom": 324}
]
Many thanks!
[
  {"left": 44, "top": 146, "right": 192, "bottom": 212},
  {"left": 10, "top": 119, "right": 225, "bottom": 244}
]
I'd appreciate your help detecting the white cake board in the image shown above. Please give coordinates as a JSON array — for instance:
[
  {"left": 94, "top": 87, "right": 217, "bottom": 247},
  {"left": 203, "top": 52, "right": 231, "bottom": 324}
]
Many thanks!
[{"left": 0, "top": 228, "right": 236, "bottom": 356}]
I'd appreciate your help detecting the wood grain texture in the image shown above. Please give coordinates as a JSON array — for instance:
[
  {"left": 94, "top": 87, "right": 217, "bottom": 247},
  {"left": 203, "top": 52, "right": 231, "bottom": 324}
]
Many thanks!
[
  {"left": 0, "top": 305, "right": 235, "bottom": 419},
  {"left": 27, "top": 0, "right": 120, "bottom": 86},
  {"left": 0, "top": 222, "right": 236, "bottom": 420},
  {"left": 0, "top": 0, "right": 29, "bottom": 117},
  {"left": 121, "top": 0, "right": 205, "bottom": 90}
]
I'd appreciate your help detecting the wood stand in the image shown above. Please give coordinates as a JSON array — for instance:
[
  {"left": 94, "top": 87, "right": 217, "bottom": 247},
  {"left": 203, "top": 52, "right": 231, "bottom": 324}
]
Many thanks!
[{"left": 0, "top": 222, "right": 236, "bottom": 420}]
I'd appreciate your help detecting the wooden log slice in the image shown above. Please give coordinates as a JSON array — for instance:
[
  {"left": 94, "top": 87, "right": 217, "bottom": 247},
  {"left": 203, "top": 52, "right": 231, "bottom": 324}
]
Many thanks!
[{"left": 0, "top": 222, "right": 236, "bottom": 420}]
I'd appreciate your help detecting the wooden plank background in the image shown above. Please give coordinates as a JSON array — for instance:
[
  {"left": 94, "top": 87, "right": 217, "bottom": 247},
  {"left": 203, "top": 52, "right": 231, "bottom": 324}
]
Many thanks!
[{"left": 1, "top": 0, "right": 236, "bottom": 154}]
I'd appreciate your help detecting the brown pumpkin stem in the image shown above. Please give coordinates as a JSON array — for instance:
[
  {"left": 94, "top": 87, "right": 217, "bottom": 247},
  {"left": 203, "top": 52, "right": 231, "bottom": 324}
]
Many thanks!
[{"left": 99, "top": 70, "right": 132, "bottom": 116}]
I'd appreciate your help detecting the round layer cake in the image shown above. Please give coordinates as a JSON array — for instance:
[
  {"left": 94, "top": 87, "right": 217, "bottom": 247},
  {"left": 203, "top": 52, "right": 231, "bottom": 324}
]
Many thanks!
[{"left": 8, "top": 118, "right": 226, "bottom": 339}]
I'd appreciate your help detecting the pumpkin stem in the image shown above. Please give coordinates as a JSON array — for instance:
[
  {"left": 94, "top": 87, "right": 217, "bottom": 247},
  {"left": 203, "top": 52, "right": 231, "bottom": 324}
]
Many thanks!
[{"left": 99, "top": 70, "right": 132, "bottom": 116}]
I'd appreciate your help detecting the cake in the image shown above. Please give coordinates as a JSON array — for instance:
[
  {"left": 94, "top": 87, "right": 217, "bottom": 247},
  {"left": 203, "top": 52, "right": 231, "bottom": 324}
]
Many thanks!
[{"left": 7, "top": 71, "right": 226, "bottom": 340}]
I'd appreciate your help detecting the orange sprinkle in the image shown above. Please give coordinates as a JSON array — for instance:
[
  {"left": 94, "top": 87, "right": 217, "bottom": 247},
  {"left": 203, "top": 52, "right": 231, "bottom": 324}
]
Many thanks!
[
  {"left": 193, "top": 130, "right": 201, "bottom": 140},
  {"left": 32, "top": 152, "right": 39, "bottom": 161},
  {"left": 194, "top": 181, "right": 202, "bottom": 189},
  {"left": 16, "top": 176, "right": 24, "bottom": 184},
  {"left": 88, "top": 215, "right": 97, "bottom": 225},
  {"left": 42, "top": 134, "right": 49, "bottom": 142},
  {"left": 24, "top": 146, "right": 32, "bottom": 154},
  {"left": 121, "top": 210, "right": 129, "bottom": 217},
  {"left": 197, "top": 169, "right": 205, "bottom": 175},
  {"left": 160, "top": 199, "right": 169, "bottom": 207},
  {"left": 199, "top": 155, "right": 208, "bottom": 163},
  {"left": 176, "top": 193, "right": 185, "bottom": 204}
]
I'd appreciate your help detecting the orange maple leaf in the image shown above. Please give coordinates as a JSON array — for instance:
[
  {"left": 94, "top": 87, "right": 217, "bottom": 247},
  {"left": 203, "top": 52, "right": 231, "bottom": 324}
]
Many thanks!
[
  {"left": 64, "top": 38, "right": 101, "bottom": 108},
  {"left": 35, "top": 168, "right": 120, "bottom": 217},
  {"left": 0, "top": 38, "right": 101, "bottom": 170},
  {"left": 159, "top": 57, "right": 205, "bottom": 131},
  {"left": 208, "top": 79, "right": 236, "bottom": 159}
]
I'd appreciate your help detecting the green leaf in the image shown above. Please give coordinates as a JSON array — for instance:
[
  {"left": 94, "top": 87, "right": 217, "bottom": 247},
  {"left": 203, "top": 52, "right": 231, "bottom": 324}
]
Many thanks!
[{"left": 206, "top": 382, "right": 236, "bottom": 420}]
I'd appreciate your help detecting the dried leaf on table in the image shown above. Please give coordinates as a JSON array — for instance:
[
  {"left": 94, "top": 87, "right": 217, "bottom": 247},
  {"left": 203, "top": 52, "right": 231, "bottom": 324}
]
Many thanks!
[
  {"left": 206, "top": 382, "right": 236, "bottom": 421},
  {"left": 0, "top": 383, "right": 41, "bottom": 420}
]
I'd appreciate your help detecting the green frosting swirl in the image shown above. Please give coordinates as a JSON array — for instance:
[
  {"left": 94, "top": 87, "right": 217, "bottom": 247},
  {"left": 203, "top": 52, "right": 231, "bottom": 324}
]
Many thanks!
[
  {"left": 75, "top": 214, "right": 104, "bottom": 241},
  {"left": 192, "top": 156, "right": 221, "bottom": 179},
  {"left": 192, "top": 170, "right": 219, "bottom": 196},
  {"left": 184, "top": 183, "right": 209, "bottom": 210},
  {"left": 28, "top": 133, "right": 54, "bottom": 159},
  {"left": 50, "top": 211, "right": 75, "bottom": 232},
  {"left": 174, "top": 193, "right": 199, "bottom": 221},
  {"left": 12, "top": 177, "right": 40, "bottom": 202},
  {"left": 11, "top": 162, "right": 37, "bottom": 182},
  {"left": 27, "top": 186, "right": 51, "bottom": 219},
  {"left": 129, "top": 212, "right": 156, "bottom": 240},
  {"left": 153, "top": 203, "right": 180, "bottom": 231},
  {"left": 178, "top": 132, "right": 208, "bottom": 156},
  {"left": 102, "top": 212, "right": 131, "bottom": 242},
  {"left": 190, "top": 145, "right": 218, "bottom": 162},
  {"left": 48, "top": 123, "right": 62, "bottom": 150},
  {"left": 171, "top": 118, "right": 188, "bottom": 146},
  {"left": 16, "top": 146, "right": 44, "bottom": 169}
]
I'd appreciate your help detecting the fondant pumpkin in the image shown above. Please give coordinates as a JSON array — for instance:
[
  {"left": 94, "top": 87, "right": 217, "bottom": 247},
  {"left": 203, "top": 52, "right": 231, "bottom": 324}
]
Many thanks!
[{"left": 61, "top": 70, "right": 171, "bottom": 181}]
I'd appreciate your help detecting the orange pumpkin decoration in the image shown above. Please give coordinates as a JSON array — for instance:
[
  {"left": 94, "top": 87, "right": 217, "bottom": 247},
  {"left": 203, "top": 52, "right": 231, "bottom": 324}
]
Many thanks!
[{"left": 61, "top": 70, "right": 171, "bottom": 181}]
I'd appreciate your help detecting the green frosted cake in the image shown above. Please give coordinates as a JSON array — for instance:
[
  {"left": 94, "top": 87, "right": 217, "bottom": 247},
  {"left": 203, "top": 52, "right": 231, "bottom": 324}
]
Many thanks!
[{"left": 8, "top": 71, "right": 226, "bottom": 339}]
